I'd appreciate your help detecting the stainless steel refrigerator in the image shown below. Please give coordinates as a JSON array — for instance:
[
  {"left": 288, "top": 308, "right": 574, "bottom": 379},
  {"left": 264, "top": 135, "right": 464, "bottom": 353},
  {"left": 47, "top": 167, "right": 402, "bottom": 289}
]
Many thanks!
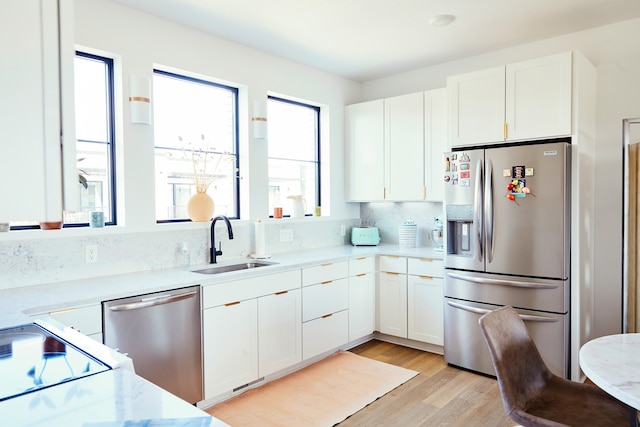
[{"left": 443, "top": 139, "right": 570, "bottom": 378}]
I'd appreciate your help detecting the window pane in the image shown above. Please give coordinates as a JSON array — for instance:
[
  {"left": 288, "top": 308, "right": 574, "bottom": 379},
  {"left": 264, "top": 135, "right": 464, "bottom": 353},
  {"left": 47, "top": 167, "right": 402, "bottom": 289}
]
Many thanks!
[
  {"left": 153, "top": 71, "right": 238, "bottom": 221},
  {"left": 74, "top": 56, "right": 109, "bottom": 142},
  {"left": 267, "top": 97, "right": 320, "bottom": 217}
]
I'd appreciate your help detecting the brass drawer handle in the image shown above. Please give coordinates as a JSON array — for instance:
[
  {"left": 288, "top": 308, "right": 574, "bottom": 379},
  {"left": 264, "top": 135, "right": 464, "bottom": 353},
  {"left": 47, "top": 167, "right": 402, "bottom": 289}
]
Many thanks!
[
  {"left": 321, "top": 263, "right": 333, "bottom": 267},
  {"left": 356, "top": 257, "right": 366, "bottom": 260},
  {"left": 225, "top": 301, "right": 241, "bottom": 307},
  {"left": 321, "top": 281, "right": 333, "bottom": 285},
  {"left": 419, "top": 258, "right": 434, "bottom": 262},
  {"left": 322, "top": 313, "right": 333, "bottom": 319},
  {"left": 275, "top": 290, "right": 288, "bottom": 295},
  {"left": 420, "top": 275, "right": 434, "bottom": 279},
  {"left": 385, "top": 272, "right": 400, "bottom": 276},
  {"left": 356, "top": 273, "right": 366, "bottom": 277}
]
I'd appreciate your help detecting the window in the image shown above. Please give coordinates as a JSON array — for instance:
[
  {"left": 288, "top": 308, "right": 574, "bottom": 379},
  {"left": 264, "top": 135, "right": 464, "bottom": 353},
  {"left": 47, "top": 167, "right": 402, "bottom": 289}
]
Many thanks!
[
  {"left": 153, "top": 70, "right": 239, "bottom": 221},
  {"left": 267, "top": 96, "right": 320, "bottom": 217},
  {"left": 69, "top": 52, "right": 116, "bottom": 226}
]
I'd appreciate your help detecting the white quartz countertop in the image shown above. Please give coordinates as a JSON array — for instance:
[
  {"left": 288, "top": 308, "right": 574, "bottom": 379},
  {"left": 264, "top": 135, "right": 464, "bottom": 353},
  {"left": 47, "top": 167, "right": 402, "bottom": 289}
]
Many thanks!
[
  {"left": 0, "top": 244, "right": 442, "bottom": 329},
  {"left": 0, "top": 368, "right": 228, "bottom": 427}
]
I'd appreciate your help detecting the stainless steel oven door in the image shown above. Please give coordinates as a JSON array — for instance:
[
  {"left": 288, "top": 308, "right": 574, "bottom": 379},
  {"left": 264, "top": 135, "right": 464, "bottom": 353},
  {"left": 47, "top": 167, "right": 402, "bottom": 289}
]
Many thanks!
[{"left": 444, "top": 298, "right": 568, "bottom": 378}]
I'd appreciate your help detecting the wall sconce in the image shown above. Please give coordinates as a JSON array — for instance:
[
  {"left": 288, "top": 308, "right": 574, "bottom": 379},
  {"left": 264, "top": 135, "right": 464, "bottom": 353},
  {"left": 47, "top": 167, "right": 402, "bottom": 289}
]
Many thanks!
[
  {"left": 252, "top": 99, "right": 268, "bottom": 139},
  {"left": 129, "top": 75, "right": 151, "bottom": 125}
]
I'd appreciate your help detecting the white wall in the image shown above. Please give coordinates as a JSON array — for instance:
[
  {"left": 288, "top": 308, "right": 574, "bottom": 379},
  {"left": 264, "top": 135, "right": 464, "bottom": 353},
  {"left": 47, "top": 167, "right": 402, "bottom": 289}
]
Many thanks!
[
  {"left": 0, "top": 0, "right": 362, "bottom": 289},
  {"left": 358, "top": 18, "right": 640, "bottom": 338}
]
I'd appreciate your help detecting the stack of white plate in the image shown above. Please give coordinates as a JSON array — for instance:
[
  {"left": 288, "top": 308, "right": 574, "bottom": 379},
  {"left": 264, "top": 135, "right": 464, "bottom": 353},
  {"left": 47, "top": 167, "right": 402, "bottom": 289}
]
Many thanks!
[{"left": 397, "top": 222, "right": 417, "bottom": 248}]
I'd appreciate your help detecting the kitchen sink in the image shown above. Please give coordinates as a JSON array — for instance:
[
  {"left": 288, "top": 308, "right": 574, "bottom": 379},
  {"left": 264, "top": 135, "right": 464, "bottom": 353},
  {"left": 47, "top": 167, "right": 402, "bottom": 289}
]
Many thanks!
[{"left": 192, "top": 260, "right": 277, "bottom": 274}]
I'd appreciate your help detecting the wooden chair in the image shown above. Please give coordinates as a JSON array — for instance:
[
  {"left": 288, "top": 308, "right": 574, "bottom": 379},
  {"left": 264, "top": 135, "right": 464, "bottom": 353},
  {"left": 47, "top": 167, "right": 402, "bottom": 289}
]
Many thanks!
[{"left": 479, "top": 306, "right": 635, "bottom": 427}]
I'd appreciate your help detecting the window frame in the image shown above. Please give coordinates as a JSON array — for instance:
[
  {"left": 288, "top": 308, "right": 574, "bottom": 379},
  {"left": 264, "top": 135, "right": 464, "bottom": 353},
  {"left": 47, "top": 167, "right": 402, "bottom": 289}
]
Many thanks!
[
  {"left": 267, "top": 95, "right": 321, "bottom": 217},
  {"left": 152, "top": 69, "right": 241, "bottom": 223}
]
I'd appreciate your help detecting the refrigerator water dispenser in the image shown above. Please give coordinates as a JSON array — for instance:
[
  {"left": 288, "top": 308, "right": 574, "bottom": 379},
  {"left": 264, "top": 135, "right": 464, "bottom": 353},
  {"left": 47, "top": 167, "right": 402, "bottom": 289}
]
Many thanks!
[{"left": 446, "top": 205, "right": 474, "bottom": 257}]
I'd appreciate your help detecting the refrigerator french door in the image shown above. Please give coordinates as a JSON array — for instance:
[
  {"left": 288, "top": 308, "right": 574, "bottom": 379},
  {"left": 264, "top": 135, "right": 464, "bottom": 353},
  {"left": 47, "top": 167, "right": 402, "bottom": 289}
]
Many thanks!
[{"left": 443, "top": 139, "right": 571, "bottom": 378}]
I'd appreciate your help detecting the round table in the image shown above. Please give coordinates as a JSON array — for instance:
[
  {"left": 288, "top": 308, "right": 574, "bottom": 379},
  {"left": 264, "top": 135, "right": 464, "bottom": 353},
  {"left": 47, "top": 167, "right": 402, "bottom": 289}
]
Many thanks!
[{"left": 579, "top": 333, "right": 640, "bottom": 410}]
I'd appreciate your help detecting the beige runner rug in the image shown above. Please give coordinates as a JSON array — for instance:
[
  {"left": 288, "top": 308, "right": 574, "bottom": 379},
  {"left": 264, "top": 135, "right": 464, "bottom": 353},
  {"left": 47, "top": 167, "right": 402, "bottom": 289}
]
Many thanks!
[{"left": 207, "top": 350, "right": 418, "bottom": 426}]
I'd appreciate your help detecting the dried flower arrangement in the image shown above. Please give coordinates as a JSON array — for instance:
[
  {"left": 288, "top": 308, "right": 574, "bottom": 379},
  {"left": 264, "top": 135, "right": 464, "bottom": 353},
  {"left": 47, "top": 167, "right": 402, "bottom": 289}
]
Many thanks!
[{"left": 180, "top": 134, "right": 234, "bottom": 193}]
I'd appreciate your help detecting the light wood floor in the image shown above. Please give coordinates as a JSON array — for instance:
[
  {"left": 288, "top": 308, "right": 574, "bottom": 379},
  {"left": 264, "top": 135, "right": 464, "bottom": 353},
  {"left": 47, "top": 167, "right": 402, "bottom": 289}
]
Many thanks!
[{"left": 338, "top": 340, "right": 514, "bottom": 427}]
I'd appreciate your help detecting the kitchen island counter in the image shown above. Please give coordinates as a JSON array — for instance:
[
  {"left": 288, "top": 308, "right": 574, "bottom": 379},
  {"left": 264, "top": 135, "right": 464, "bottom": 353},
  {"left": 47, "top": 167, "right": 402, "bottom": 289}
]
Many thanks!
[{"left": 0, "top": 367, "right": 227, "bottom": 427}]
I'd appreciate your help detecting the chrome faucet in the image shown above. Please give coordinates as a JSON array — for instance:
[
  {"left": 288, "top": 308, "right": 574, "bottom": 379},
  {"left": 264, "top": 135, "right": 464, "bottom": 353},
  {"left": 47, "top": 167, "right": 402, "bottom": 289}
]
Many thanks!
[{"left": 210, "top": 215, "right": 234, "bottom": 264}]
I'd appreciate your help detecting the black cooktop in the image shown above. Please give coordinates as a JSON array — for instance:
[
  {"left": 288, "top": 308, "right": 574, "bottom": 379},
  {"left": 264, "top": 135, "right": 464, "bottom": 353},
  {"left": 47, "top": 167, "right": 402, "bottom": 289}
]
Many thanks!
[{"left": 0, "top": 323, "right": 110, "bottom": 402}]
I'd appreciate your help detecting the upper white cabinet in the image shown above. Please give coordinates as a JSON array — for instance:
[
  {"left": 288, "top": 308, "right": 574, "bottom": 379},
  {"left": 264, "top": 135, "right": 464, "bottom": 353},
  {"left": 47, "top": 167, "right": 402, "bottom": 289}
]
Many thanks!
[
  {"left": 345, "top": 89, "right": 447, "bottom": 202},
  {"left": 448, "top": 51, "right": 572, "bottom": 146},
  {"left": 424, "top": 88, "right": 448, "bottom": 202},
  {"left": 345, "top": 99, "right": 385, "bottom": 201},
  {"left": 384, "top": 92, "right": 425, "bottom": 201},
  {"left": 0, "top": 0, "right": 77, "bottom": 222}
]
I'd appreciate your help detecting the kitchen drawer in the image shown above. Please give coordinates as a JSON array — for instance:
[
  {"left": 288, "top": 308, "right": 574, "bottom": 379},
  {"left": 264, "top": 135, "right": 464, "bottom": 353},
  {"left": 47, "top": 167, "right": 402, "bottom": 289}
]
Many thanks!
[
  {"left": 302, "top": 309, "right": 349, "bottom": 360},
  {"left": 408, "top": 257, "right": 444, "bottom": 278},
  {"left": 203, "top": 269, "right": 301, "bottom": 308},
  {"left": 348, "top": 256, "right": 375, "bottom": 276},
  {"left": 378, "top": 255, "right": 407, "bottom": 274},
  {"left": 47, "top": 304, "right": 102, "bottom": 336},
  {"left": 302, "top": 278, "right": 348, "bottom": 322},
  {"left": 302, "top": 261, "right": 349, "bottom": 286}
]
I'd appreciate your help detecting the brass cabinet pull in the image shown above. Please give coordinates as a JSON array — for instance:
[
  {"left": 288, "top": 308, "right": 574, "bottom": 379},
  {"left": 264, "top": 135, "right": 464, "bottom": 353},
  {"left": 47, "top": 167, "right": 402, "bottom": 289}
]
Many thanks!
[
  {"left": 322, "top": 313, "right": 333, "bottom": 319},
  {"left": 320, "top": 263, "right": 333, "bottom": 267},
  {"left": 225, "top": 301, "right": 241, "bottom": 307},
  {"left": 419, "top": 258, "right": 433, "bottom": 262},
  {"left": 386, "top": 255, "right": 399, "bottom": 259},
  {"left": 356, "top": 257, "right": 366, "bottom": 260},
  {"left": 503, "top": 122, "right": 508, "bottom": 140},
  {"left": 321, "top": 280, "right": 333, "bottom": 285},
  {"left": 275, "top": 290, "right": 288, "bottom": 295},
  {"left": 386, "top": 272, "right": 400, "bottom": 276},
  {"left": 419, "top": 275, "right": 434, "bottom": 280},
  {"left": 356, "top": 273, "right": 366, "bottom": 277}
]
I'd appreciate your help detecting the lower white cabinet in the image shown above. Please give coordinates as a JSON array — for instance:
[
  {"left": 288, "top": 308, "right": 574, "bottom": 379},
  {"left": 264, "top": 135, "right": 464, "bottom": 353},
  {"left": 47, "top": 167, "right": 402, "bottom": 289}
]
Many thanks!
[
  {"left": 258, "top": 289, "right": 302, "bottom": 377},
  {"left": 203, "top": 299, "right": 258, "bottom": 398},
  {"left": 30, "top": 303, "right": 102, "bottom": 342},
  {"left": 378, "top": 256, "right": 444, "bottom": 346},
  {"left": 407, "top": 276, "right": 444, "bottom": 345},
  {"left": 348, "top": 263, "right": 375, "bottom": 341},
  {"left": 302, "top": 310, "right": 349, "bottom": 360},
  {"left": 378, "top": 271, "right": 408, "bottom": 338},
  {"left": 202, "top": 270, "right": 301, "bottom": 399}
]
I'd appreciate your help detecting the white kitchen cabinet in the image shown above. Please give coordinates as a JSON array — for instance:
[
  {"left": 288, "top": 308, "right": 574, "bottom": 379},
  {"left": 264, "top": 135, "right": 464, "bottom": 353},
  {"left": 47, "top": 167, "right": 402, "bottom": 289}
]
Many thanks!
[
  {"left": 301, "top": 262, "right": 350, "bottom": 360},
  {"left": 0, "top": 0, "right": 78, "bottom": 222},
  {"left": 378, "top": 256, "right": 408, "bottom": 338},
  {"left": 385, "top": 92, "right": 425, "bottom": 201},
  {"left": 407, "top": 258, "right": 444, "bottom": 345},
  {"left": 258, "top": 289, "right": 302, "bottom": 378},
  {"left": 202, "top": 270, "right": 301, "bottom": 399},
  {"left": 345, "top": 99, "right": 385, "bottom": 201},
  {"left": 30, "top": 303, "right": 102, "bottom": 342},
  {"left": 348, "top": 257, "right": 376, "bottom": 341},
  {"left": 203, "top": 299, "right": 258, "bottom": 399},
  {"left": 424, "top": 88, "right": 448, "bottom": 202},
  {"left": 448, "top": 51, "right": 572, "bottom": 146}
]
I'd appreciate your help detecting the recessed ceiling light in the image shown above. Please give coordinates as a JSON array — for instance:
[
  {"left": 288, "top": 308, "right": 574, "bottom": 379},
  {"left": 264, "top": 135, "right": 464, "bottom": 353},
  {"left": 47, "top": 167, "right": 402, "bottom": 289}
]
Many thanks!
[{"left": 430, "top": 14, "right": 456, "bottom": 27}]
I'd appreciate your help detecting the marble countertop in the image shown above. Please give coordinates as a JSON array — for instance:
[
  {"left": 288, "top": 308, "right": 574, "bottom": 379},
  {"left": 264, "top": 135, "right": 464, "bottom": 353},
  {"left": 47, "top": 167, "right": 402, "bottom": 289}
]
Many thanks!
[
  {"left": 579, "top": 333, "right": 640, "bottom": 409},
  {"left": 0, "top": 244, "right": 442, "bottom": 329},
  {"left": 0, "top": 368, "right": 228, "bottom": 427}
]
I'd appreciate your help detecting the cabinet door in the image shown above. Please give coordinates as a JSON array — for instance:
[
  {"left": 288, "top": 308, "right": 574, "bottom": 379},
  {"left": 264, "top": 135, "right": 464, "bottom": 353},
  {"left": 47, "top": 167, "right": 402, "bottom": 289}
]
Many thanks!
[
  {"left": 349, "top": 272, "right": 375, "bottom": 341},
  {"left": 258, "top": 289, "right": 302, "bottom": 377},
  {"left": 385, "top": 92, "right": 425, "bottom": 201},
  {"left": 203, "top": 300, "right": 258, "bottom": 399},
  {"left": 378, "top": 272, "right": 408, "bottom": 338},
  {"left": 448, "top": 66, "right": 505, "bottom": 146},
  {"left": 424, "top": 88, "right": 448, "bottom": 202},
  {"left": 345, "top": 100, "right": 385, "bottom": 201},
  {"left": 0, "top": 0, "right": 77, "bottom": 221},
  {"left": 302, "top": 278, "right": 349, "bottom": 322},
  {"left": 408, "top": 276, "right": 444, "bottom": 345},
  {"left": 505, "top": 52, "right": 572, "bottom": 141}
]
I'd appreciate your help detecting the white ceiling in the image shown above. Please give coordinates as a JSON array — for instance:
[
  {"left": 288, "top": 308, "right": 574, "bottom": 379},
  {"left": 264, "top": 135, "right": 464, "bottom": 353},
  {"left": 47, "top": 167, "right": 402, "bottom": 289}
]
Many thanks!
[{"left": 110, "top": 0, "right": 640, "bottom": 82}]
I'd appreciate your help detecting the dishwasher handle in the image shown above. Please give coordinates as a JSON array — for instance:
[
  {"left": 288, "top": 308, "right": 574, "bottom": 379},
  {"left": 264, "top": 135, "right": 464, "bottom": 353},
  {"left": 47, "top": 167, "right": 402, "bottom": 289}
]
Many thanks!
[{"left": 108, "top": 290, "right": 198, "bottom": 312}]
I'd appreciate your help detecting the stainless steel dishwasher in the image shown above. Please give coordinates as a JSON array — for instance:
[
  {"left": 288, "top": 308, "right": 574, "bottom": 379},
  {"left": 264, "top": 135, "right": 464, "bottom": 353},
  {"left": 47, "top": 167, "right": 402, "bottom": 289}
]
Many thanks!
[{"left": 102, "top": 285, "right": 202, "bottom": 404}]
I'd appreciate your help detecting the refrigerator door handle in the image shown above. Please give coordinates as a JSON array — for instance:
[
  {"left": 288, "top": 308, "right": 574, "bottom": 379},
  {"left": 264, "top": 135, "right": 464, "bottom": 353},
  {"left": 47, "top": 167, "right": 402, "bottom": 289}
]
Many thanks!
[
  {"left": 446, "top": 300, "right": 559, "bottom": 323},
  {"left": 474, "top": 158, "right": 484, "bottom": 263},
  {"left": 446, "top": 272, "right": 559, "bottom": 289},
  {"left": 485, "top": 158, "right": 494, "bottom": 263}
]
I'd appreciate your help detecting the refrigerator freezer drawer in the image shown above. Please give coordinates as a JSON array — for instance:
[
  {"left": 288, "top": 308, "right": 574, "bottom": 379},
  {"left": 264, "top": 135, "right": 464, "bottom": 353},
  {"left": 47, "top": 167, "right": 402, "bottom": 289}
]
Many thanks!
[
  {"left": 445, "top": 270, "right": 568, "bottom": 313},
  {"left": 444, "top": 298, "right": 568, "bottom": 378}
]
